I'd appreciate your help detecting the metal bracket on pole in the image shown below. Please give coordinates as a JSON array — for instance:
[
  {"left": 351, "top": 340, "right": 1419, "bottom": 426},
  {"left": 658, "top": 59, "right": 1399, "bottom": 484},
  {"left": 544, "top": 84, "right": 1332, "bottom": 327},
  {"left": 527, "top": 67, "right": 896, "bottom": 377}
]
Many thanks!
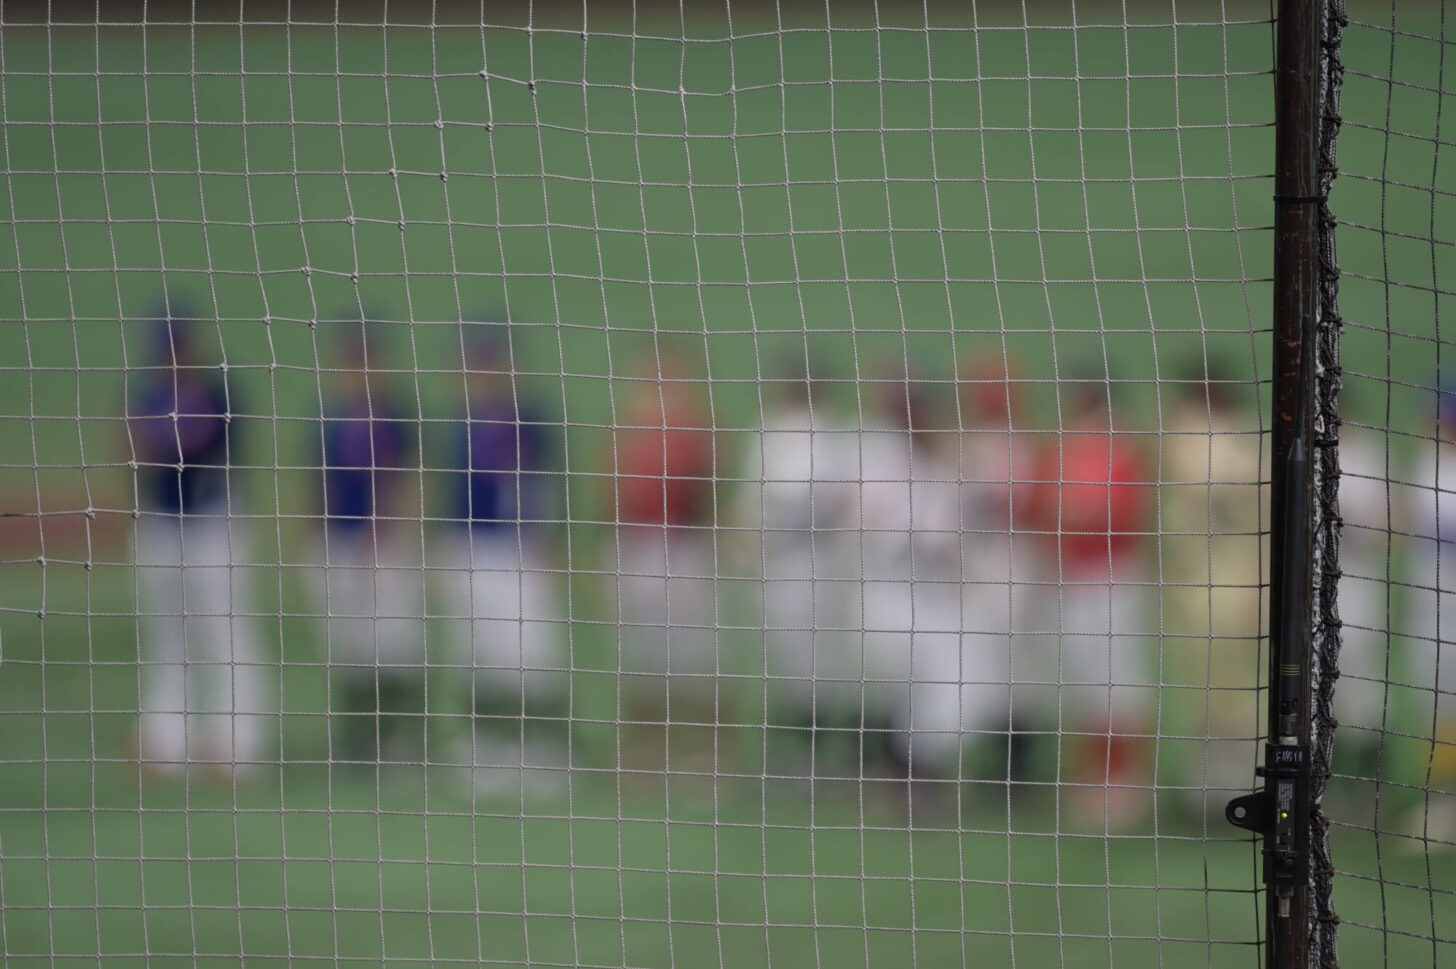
[{"left": 1227, "top": 743, "right": 1312, "bottom": 917}]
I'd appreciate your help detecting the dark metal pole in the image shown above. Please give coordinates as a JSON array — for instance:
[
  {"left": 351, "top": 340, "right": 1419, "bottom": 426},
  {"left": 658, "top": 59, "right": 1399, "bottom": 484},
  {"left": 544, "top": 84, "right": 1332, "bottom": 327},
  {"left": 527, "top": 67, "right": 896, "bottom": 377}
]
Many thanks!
[
  {"left": 1226, "top": 3, "right": 1335, "bottom": 964},
  {"left": 1228, "top": 0, "right": 1322, "bottom": 964},
  {"left": 1271, "top": 0, "right": 1320, "bottom": 964}
]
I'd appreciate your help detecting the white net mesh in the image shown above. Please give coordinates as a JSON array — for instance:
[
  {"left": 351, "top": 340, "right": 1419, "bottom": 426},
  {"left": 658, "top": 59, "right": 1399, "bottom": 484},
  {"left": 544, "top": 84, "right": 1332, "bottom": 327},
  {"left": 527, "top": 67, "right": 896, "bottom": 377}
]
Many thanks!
[{"left": 0, "top": 3, "right": 1306, "bottom": 966}]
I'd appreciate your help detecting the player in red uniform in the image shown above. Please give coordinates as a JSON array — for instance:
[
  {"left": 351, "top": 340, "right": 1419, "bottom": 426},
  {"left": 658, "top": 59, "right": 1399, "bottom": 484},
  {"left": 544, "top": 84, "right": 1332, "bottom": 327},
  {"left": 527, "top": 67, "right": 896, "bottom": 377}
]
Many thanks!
[
  {"left": 609, "top": 352, "right": 718, "bottom": 770},
  {"left": 1025, "top": 379, "right": 1154, "bottom": 827}
]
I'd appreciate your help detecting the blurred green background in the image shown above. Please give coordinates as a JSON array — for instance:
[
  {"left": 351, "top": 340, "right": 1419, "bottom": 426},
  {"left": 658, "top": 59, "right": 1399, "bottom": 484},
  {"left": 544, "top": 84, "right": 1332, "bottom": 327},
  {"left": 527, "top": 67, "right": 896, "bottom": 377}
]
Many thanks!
[{"left": 1, "top": 2, "right": 1453, "bottom": 966}]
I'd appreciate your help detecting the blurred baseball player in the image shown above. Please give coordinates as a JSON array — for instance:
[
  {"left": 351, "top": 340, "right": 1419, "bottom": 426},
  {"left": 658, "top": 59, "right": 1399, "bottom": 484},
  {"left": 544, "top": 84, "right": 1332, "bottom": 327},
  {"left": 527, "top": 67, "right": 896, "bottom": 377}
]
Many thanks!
[
  {"left": 610, "top": 352, "right": 718, "bottom": 769},
  {"left": 317, "top": 318, "right": 420, "bottom": 765},
  {"left": 1027, "top": 378, "right": 1154, "bottom": 827},
  {"left": 444, "top": 323, "right": 565, "bottom": 793},
  {"left": 952, "top": 356, "right": 1040, "bottom": 778},
  {"left": 734, "top": 368, "right": 860, "bottom": 768},
  {"left": 1401, "top": 379, "right": 1456, "bottom": 837},
  {"left": 1159, "top": 363, "right": 1267, "bottom": 815},
  {"left": 854, "top": 372, "right": 964, "bottom": 807},
  {"left": 130, "top": 309, "right": 264, "bottom": 779},
  {"left": 1334, "top": 418, "right": 1396, "bottom": 775}
]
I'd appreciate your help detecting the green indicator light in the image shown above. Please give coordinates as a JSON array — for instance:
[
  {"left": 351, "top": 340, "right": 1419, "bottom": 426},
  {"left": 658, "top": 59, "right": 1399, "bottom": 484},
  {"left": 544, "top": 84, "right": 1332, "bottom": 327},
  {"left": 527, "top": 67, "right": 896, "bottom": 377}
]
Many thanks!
[{"left": 1281, "top": 812, "right": 1288, "bottom": 820}]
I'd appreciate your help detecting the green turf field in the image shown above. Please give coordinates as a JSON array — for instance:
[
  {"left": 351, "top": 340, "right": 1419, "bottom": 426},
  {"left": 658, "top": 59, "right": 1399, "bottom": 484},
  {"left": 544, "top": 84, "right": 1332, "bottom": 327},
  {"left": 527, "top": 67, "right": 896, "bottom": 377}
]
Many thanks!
[
  {"left": 0, "top": 7, "right": 1285, "bottom": 502},
  {"left": 2, "top": 6, "right": 1455, "bottom": 967}
]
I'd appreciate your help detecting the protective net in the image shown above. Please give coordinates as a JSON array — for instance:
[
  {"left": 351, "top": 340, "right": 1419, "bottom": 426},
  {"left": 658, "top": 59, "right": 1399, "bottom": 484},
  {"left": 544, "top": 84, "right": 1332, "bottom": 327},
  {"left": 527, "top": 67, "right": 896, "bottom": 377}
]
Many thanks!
[
  {"left": 0, "top": 2, "right": 1310, "bottom": 966},
  {"left": 1318, "top": 1, "right": 1456, "bottom": 965}
]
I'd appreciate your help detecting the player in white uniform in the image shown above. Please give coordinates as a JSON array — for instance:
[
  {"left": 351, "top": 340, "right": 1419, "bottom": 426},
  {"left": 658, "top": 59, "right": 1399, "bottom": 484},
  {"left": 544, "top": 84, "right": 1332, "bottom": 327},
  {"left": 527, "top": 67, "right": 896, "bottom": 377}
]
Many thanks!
[
  {"left": 1335, "top": 421, "right": 1397, "bottom": 773},
  {"left": 1401, "top": 385, "right": 1456, "bottom": 835},
  {"left": 853, "top": 376, "right": 965, "bottom": 805},
  {"left": 734, "top": 373, "right": 859, "bottom": 750},
  {"left": 952, "top": 358, "right": 1039, "bottom": 777},
  {"left": 130, "top": 313, "right": 265, "bottom": 779}
]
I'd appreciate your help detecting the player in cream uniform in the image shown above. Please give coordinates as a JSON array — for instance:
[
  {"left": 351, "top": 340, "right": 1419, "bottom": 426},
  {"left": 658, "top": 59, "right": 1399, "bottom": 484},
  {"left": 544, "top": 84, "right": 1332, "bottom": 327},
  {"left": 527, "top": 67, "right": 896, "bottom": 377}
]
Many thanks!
[{"left": 1158, "top": 367, "right": 1267, "bottom": 813}]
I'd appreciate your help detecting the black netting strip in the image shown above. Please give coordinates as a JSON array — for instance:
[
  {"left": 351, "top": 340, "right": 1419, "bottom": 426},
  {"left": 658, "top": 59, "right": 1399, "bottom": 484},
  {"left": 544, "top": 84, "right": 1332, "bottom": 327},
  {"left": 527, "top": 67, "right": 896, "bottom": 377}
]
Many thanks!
[{"left": 1311, "top": 1, "right": 1348, "bottom": 966}]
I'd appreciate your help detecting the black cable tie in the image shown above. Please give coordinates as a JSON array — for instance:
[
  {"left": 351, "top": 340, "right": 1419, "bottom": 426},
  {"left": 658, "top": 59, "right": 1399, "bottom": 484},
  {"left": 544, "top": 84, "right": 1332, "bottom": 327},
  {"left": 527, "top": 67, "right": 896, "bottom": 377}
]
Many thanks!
[{"left": 1273, "top": 193, "right": 1329, "bottom": 204}]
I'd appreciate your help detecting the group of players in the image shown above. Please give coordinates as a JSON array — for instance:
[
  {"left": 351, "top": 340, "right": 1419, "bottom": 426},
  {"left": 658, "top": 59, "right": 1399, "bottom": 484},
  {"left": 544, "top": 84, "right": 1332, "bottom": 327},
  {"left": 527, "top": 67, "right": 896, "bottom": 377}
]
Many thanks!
[
  {"left": 130, "top": 314, "right": 562, "bottom": 788},
  {"left": 722, "top": 361, "right": 1255, "bottom": 821},
  {"left": 128, "top": 308, "right": 1456, "bottom": 829}
]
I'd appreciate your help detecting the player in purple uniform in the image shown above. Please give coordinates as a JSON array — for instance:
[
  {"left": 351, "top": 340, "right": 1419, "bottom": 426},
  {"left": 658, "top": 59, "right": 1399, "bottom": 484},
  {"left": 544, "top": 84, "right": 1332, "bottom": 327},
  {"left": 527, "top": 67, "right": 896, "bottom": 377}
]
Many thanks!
[
  {"left": 130, "top": 310, "right": 264, "bottom": 780},
  {"left": 442, "top": 324, "right": 565, "bottom": 794},
  {"left": 318, "top": 319, "right": 420, "bottom": 764}
]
